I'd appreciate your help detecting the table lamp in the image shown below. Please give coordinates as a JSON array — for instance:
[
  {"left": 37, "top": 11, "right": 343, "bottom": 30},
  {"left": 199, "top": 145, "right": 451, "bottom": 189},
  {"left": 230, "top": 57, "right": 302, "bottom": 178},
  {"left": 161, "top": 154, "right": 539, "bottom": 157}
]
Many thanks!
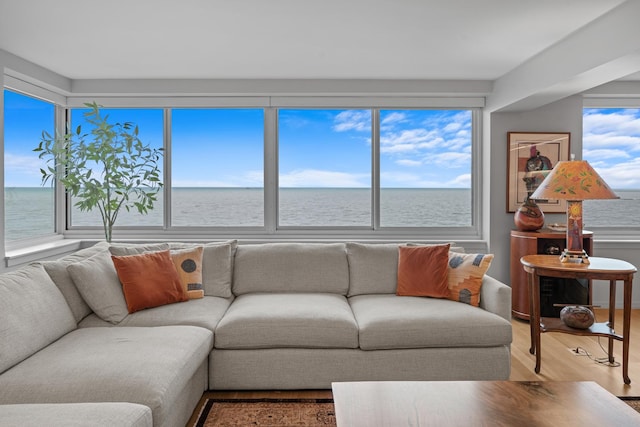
[{"left": 530, "top": 155, "right": 618, "bottom": 264}]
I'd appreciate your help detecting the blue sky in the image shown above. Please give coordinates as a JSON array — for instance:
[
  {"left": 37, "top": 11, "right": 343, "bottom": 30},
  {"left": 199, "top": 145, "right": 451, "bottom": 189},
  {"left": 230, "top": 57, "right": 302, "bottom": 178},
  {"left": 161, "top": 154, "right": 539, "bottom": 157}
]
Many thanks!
[
  {"left": 6, "top": 89, "right": 638, "bottom": 190},
  {"left": 3, "top": 90, "right": 473, "bottom": 189}
]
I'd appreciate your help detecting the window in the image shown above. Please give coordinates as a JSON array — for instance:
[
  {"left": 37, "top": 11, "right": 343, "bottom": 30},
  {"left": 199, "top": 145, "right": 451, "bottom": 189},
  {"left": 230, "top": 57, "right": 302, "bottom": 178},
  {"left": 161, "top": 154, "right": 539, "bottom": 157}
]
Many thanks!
[
  {"left": 583, "top": 108, "right": 640, "bottom": 227},
  {"left": 4, "top": 90, "right": 55, "bottom": 242},
  {"left": 278, "top": 109, "right": 372, "bottom": 227},
  {"left": 6, "top": 98, "right": 479, "bottom": 241},
  {"left": 171, "top": 109, "right": 264, "bottom": 226},
  {"left": 379, "top": 109, "right": 472, "bottom": 227},
  {"left": 68, "top": 108, "right": 164, "bottom": 228}
]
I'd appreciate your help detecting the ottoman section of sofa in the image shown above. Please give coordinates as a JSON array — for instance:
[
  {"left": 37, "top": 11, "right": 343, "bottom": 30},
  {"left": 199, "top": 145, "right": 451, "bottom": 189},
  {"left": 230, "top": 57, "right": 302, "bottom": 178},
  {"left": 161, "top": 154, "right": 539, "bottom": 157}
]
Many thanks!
[
  {"left": 0, "top": 403, "right": 152, "bottom": 427},
  {"left": 0, "top": 326, "right": 212, "bottom": 427}
]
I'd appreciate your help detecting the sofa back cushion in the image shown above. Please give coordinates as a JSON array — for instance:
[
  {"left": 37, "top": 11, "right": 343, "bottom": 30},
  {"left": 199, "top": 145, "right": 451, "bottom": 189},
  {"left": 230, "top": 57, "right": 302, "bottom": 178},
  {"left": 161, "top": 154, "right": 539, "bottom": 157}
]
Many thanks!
[
  {"left": 232, "top": 243, "right": 349, "bottom": 295},
  {"left": 168, "top": 240, "right": 237, "bottom": 298},
  {"left": 67, "top": 251, "right": 130, "bottom": 324},
  {"left": 40, "top": 241, "right": 110, "bottom": 323},
  {"left": 0, "top": 263, "right": 77, "bottom": 374},
  {"left": 346, "top": 242, "right": 401, "bottom": 296},
  {"left": 346, "top": 242, "right": 466, "bottom": 296}
]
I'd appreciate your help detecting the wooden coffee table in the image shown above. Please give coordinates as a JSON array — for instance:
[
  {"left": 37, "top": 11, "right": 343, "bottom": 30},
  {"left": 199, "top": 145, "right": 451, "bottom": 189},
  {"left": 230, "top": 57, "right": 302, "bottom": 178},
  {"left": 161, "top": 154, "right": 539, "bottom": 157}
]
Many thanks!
[{"left": 332, "top": 381, "right": 640, "bottom": 426}]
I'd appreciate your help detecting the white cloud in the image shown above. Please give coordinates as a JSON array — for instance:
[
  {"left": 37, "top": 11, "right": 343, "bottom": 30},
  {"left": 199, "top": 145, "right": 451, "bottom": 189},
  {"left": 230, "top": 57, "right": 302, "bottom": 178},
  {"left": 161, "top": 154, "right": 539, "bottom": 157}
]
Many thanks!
[
  {"left": 396, "top": 159, "right": 422, "bottom": 167},
  {"left": 379, "top": 170, "right": 469, "bottom": 188},
  {"left": 380, "top": 171, "right": 422, "bottom": 186},
  {"left": 173, "top": 170, "right": 264, "bottom": 188},
  {"left": 583, "top": 148, "right": 631, "bottom": 160},
  {"left": 592, "top": 157, "right": 640, "bottom": 189},
  {"left": 333, "top": 111, "right": 371, "bottom": 132},
  {"left": 172, "top": 179, "right": 241, "bottom": 187},
  {"left": 448, "top": 173, "right": 471, "bottom": 187},
  {"left": 584, "top": 110, "right": 640, "bottom": 135},
  {"left": 280, "top": 169, "right": 369, "bottom": 187},
  {"left": 584, "top": 133, "right": 640, "bottom": 150},
  {"left": 380, "top": 129, "right": 445, "bottom": 154},
  {"left": 5, "top": 153, "right": 45, "bottom": 175},
  {"left": 431, "top": 151, "right": 471, "bottom": 167},
  {"left": 444, "top": 122, "right": 462, "bottom": 132},
  {"left": 380, "top": 112, "right": 408, "bottom": 130},
  {"left": 4, "top": 153, "right": 47, "bottom": 186}
]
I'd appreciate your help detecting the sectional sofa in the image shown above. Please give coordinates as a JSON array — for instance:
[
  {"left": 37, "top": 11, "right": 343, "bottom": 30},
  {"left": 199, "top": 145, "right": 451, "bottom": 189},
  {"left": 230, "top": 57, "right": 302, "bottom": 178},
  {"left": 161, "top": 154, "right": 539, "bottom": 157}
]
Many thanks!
[{"left": 0, "top": 240, "right": 512, "bottom": 427}]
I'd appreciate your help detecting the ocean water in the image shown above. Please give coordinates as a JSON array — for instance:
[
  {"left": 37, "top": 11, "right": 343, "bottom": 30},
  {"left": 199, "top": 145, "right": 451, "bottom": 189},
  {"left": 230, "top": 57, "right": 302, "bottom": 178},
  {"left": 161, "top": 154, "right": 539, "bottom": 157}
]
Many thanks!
[{"left": 4, "top": 188, "right": 640, "bottom": 241}]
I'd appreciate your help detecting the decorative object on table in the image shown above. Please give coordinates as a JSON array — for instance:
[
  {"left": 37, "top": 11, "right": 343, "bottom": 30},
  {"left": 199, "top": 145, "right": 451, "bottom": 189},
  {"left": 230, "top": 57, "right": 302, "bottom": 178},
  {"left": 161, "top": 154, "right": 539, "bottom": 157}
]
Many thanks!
[
  {"left": 514, "top": 195, "right": 545, "bottom": 231},
  {"left": 559, "top": 305, "right": 595, "bottom": 329},
  {"left": 34, "top": 102, "right": 163, "bottom": 242},
  {"left": 507, "top": 132, "right": 570, "bottom": 213},
  {"left": 546, "top": 223, "right": 567, "bottom": 232},
  {"left": 530, "top": 155, "right": 618, "bottom": 263}
]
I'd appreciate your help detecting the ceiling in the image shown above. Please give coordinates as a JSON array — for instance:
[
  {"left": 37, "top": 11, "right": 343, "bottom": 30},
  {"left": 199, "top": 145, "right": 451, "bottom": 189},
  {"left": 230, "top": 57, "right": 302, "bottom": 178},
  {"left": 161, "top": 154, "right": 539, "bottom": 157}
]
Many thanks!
[{"left": 0, "top": 0, "right": 634, "bottom": 81}]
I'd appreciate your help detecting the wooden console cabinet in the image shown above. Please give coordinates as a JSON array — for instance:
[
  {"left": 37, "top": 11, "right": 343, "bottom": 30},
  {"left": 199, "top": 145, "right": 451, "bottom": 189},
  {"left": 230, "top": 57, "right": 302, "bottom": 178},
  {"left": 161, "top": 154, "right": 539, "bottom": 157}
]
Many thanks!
[{"left": 510, "top": 229, "right": 593, "bottom": 320}]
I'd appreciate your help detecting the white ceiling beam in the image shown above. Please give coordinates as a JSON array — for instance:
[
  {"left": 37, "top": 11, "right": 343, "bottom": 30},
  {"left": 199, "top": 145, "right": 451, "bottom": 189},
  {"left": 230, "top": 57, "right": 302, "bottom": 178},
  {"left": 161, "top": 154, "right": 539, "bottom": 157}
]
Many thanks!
[{"left": 486, "top": 0, "right": 640, "bottom": 112}]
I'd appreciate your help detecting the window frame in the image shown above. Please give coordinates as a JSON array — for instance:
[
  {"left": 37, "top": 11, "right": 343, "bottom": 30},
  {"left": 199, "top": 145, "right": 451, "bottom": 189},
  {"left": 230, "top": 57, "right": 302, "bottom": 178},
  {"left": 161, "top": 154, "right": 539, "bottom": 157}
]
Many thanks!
[
  {"left": 7, "top": 95, "right": 484, "bottom": 244},
  {"left": 582, "top": 98, "right": 640, "bottom": 240},
  {"left": 3, "top": 80, "right": 66, "bottom": 251}
]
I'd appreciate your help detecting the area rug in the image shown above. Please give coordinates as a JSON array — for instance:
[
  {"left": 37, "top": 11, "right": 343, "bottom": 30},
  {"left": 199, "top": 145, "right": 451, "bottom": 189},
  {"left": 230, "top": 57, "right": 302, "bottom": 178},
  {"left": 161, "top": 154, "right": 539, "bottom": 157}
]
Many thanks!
[
  {"left": 193, "top": 398, "right": 336, "bottom": 427},
  {"left": 193, "top": 396, "right": 640, "bottom": 426}
]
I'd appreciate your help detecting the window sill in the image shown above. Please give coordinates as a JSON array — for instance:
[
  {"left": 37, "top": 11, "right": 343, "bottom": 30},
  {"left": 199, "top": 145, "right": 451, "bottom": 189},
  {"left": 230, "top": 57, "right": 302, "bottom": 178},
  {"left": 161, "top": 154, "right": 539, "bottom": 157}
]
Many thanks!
[{"left": 5, "top": 239, "right": 83, "bottom": 268}]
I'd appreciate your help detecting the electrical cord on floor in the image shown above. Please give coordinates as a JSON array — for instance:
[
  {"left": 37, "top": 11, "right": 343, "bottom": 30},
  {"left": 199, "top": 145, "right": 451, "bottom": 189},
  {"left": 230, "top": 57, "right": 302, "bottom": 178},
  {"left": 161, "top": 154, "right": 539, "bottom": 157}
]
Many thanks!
[
  {"left": 569, "top": 310, "right": 621, "bottom": 368},
  {"left": 570, "top": 344, "right": 620, "bottom": 367}
]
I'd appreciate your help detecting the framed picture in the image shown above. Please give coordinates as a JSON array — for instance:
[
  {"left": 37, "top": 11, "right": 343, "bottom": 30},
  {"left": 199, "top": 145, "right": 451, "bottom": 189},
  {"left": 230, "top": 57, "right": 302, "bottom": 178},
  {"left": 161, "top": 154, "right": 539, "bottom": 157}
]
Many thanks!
[{"left": 507, "top": 132, "right": 570, "bottom": 213}]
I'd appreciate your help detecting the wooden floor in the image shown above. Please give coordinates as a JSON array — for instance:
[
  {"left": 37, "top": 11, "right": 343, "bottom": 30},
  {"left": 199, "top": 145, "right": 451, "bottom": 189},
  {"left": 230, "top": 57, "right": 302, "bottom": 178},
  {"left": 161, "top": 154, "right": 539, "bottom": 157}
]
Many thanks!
[
  {"left": 511, "top": 308, "right": 640, "bottom": 397},
  {"left": 186, "top": 308, "right": 640, "bottom": 425}
]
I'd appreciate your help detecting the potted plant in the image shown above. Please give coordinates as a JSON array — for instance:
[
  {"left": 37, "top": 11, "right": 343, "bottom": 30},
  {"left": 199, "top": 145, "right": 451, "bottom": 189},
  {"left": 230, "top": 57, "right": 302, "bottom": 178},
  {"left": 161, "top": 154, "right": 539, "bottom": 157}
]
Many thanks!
[{"left": 35, "top": 102, "right": 163, "bottom": 242}]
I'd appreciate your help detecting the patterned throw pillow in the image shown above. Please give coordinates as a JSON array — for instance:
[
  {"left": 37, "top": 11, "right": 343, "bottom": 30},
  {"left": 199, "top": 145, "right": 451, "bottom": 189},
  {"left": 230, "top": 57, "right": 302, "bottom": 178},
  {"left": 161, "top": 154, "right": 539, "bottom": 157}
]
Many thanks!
[
  {"left": 396, "top": 244, "right": 450, "bottom": 297},
  {"left": 447, "top": 252, "right": 494, "bottom": 306},
  {"left": 170, "top": 246, "right": 204, "bottom": 299}
]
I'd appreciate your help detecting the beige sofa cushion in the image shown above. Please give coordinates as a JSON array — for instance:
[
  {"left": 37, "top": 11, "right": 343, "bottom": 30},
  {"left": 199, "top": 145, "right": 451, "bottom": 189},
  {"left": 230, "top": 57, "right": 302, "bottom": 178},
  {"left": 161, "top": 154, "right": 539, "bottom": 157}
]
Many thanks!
[
  {"left": 346, "top": 242, "right": 400, "bottom": 296},
  {"left": 41, "top": 241, "right": 110, "bottom": 322},
  {"left": 215, "top": 293, "right": 359, "bottom": 349},
  {"left": 169, "top": 240, "right": 237, "bottom": 298},
  {"left": 67, "top": 250, "right": 129, "bottom": 324},
  {"left": 119, "top": 296, "right": 233, "bottom": 337},
  {"left": 346, "top": 242, "right": 466, "bottom": 296},
  {"left": 0, "top": 326, "right": 212, "bottom": 427},
  {"left": 0, "top": 403, "right": 152, "bottom": 427},
  {"left": 0, "top": 263, "right": 76, "bottom": 374},
  {"left": 233, "top": 243, "right": 349, "bottom": 295},
  {"left": 108, "top": 242, "right": 170, "bottom": 256},
  {"left": 349, "top": 294, "right": 512, "bottom": 350}
]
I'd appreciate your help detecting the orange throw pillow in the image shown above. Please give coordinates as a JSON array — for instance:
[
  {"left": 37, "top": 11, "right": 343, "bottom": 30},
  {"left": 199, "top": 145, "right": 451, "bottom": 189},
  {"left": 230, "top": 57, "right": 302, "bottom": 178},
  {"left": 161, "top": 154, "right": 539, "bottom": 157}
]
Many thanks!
[
  {"left": 111, "top": 250, "right": 188, "bottom": 313},
  {"left": 397, "top": 244, "right": 450, "bottom": 297}
]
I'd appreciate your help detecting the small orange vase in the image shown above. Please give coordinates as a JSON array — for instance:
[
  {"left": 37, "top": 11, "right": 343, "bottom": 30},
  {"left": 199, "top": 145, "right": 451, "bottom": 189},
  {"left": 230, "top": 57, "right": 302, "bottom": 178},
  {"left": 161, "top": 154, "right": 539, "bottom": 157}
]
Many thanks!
[{"left": 514, "top": 196, "right": 544, "bottom": 231}]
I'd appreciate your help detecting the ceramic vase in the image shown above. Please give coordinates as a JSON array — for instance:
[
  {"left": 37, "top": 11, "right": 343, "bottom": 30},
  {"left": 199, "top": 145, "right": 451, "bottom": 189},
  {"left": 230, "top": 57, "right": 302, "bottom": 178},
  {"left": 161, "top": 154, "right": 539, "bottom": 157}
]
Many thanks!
[
  {"left": 560, "top": 305, "right": 595, "bottom": 329},
  {"left": 514, "top": 196, "right": 544, "bottom": 231}
]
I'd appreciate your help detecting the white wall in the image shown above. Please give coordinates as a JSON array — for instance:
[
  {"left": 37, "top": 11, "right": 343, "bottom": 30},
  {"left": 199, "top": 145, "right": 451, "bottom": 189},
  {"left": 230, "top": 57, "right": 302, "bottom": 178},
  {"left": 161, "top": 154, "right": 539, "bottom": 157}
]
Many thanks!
[
  {"left": 487, "top": 95, "right": 640, "bottom": 308},
  {"left": 1, "top": 47, "right": 638, "bottom": 308}
]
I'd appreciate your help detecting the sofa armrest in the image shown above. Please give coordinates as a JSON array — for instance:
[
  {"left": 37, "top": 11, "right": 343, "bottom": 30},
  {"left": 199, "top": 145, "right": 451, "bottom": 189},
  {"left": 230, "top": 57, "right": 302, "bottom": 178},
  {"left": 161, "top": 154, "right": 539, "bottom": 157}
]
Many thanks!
[{"left": 479, "top": 275, "right": 511, "bottom": 322}]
